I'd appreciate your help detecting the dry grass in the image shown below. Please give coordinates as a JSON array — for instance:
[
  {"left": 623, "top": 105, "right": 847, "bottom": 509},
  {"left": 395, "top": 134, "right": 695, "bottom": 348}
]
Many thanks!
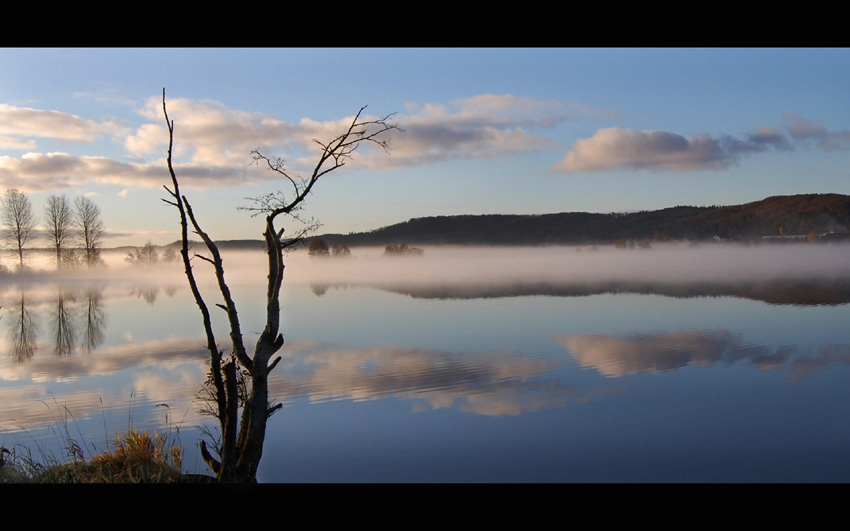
[{"left": 1, "top": 429, "right": 192, "bottom": 483}]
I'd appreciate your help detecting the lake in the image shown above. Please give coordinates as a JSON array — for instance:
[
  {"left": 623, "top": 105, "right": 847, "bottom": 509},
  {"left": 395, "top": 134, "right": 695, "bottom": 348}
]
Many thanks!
[{"left": 1, "top": 242, "right": 849, "bottom": 482}]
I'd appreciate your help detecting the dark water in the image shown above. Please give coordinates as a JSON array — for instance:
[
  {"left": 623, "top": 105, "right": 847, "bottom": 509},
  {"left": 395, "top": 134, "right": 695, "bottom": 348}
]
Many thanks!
[{"left": 1, "top": 245, "right": 849, "bottom": 482}]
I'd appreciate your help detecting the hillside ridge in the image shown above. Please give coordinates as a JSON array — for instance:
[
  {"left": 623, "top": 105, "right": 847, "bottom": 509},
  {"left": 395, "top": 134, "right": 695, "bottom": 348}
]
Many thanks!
[
  {"left": 315, "top": 193, "right": 850, "bottom": 247},
  {"left": 157, "top": 193, "right": 850, "bottom": 249}
]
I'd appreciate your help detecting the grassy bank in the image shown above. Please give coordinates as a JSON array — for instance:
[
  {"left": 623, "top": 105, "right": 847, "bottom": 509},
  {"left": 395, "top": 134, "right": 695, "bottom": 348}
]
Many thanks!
[{"left": 0, "top": 429, "right": 212, "bottom": 483}]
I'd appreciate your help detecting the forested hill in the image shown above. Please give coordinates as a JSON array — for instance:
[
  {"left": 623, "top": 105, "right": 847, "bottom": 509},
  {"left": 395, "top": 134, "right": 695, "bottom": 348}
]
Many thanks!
[{"left": 316, "top": 194, "right": 850, "bottom": 247}]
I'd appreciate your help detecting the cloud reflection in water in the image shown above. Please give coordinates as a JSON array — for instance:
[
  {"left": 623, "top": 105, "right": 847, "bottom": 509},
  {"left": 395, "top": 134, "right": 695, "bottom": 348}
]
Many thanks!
[
  {"left": 268, "top": 341, "right": 584, "bottom": 416},
  {"left": 557, "top": 329, "right": 850, "bottom": 382}
]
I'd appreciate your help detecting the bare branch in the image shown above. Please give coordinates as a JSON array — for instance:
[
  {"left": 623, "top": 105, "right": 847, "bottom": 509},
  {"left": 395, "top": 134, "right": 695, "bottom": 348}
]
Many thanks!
[
  {"left": 244, "top": 106, "right": 400, "bottom": 231},
  {"left": 182, "top": 194, "right": 253, "bottom": 372},
  {"left": 162, "top": 89, "right": 228, "bottom": 428},
  {"left": 162, "top": 87, "right": 399, "bottom": 483},
  {"left": 250, "top": 152, "right": 302, "bottom": 201},
  {"left": 193, "top": 253, "right": 215, "bottom": 265},
  {"left": 267, "top": 403, "right": 283, "bottom": 418}
]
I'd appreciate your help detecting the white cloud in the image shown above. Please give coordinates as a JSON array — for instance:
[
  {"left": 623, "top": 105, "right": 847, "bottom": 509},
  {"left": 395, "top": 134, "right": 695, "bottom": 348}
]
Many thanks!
[
  {"left": 0, "top": 103, "right": 122, "bottom": 144},
  {"left": 555, "top": 115, "right": 850, "bottom": 174},
  {"left": 782, "top": 112, "right": 850, "bottom": 151},
  {"left": 0, "top": 93, "right": 596, "bottom": 193},
  {"left": 124, "top": 93, "right": 578, "bottom": 177},
  {"left": 4, "top": 94, "right": 847, "bottom": 191},
  {"left": 128, "top": 96, "right": 299, "bottom": 167},
  {"left": 0, "top": 94, "right": 595, "bottom": 192},
  {"left": 555, "top": 128, "right": 733, "bottom": 172},
  {"left": 0, "top": 136, "right": 36, "bottom": 150},
  {"left": 358, "top": 94, "right": 576, "bottom": 169},
  {"left": 0, "top": 152, "right": 254, "bottom": 192}
]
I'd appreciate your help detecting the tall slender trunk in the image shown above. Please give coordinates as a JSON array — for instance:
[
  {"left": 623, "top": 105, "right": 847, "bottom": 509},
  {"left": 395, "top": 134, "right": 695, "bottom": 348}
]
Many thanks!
[{"left": 161, "top": 90, "right": 397, "bottom": 483}]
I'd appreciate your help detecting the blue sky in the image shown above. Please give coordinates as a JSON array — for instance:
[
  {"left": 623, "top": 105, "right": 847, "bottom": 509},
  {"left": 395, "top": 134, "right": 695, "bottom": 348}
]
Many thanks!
[{"left": 1, "top": 48, "right": 849, "bottom": 247}]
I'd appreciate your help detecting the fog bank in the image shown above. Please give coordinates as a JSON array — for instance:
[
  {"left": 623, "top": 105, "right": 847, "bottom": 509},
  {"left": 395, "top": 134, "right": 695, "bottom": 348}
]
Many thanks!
[
  {"left": 6, "top": 243, "right": 849, "bottom": 287},
  {"left": 279, "top": 243, "right": 850, "bottom": 286}
]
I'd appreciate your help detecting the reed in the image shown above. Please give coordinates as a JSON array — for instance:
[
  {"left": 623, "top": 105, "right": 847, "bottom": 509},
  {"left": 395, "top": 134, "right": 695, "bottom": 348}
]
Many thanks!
[
  {"left": 1, "top": 429, "right": 185, "bottom": 483},
  {"left": 0, "top": 399, "right": 204, "bottom": 483}
]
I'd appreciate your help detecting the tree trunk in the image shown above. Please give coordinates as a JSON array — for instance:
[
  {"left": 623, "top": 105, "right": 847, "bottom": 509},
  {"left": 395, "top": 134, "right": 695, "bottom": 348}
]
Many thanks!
[{"left": 161, "top": 91, "right": 397, "bottom": 483}]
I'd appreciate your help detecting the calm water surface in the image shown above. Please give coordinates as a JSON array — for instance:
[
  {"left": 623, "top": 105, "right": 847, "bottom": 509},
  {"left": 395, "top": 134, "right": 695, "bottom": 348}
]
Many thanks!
[{"left": 1, "top": 244, "right": 849, "bottom": 482}]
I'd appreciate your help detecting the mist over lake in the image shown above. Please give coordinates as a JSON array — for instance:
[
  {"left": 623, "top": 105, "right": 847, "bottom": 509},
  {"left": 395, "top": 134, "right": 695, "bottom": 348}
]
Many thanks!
[{"left": 2, "top": 242, "right": 849, "bottom": 482}]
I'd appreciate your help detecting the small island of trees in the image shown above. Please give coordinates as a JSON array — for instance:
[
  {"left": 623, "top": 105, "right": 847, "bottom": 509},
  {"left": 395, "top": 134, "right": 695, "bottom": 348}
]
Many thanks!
[
  {"left": 308, "top": 238, "right": 351, "bottom": 258},
  {"left": 125, "top": 240, "right": 179, "bottom": 267}
]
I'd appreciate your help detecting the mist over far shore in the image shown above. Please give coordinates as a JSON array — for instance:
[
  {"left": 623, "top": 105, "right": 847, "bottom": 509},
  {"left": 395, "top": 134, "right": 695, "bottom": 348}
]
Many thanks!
[
  {"left": 5, "top": 241, "right": 847, "bottom": 290},
  {"left": 283, "top": 243, "right": 850, "bottom": 297}
]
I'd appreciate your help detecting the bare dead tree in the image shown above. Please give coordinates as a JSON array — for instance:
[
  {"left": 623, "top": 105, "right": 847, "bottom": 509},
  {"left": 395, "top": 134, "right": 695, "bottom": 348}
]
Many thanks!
[
  {"left": 44, "top": 194, "right": 73, "bottom": 269},
  {"left": 161, "top": 89, "right": 399, "bottom": 483},
  {"left": 2, "top": 189, "right": 36, "bottom": 272}
]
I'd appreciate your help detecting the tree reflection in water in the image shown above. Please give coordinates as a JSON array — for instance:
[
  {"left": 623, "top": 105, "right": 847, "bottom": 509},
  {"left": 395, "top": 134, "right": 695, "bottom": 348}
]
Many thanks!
[
  {"left": 129, "top": 285, "right": 159, "bottom": 305},
  {"left": 80, "top": 287, "right": 106, "bottom": 353},
  {"left": 7, "top": 293, "right": 37, "bottom": 362},
  {"left": 5, "top": 286, "right": 108, "bottom": 361},
  {"left": 50, "top": 289, "right": 76, "bottom": 356}
]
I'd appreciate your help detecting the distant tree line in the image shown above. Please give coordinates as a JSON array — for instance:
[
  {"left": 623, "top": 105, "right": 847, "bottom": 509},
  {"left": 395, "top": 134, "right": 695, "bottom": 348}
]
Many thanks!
[
  {"left": 152, "top": 194, "right": 850, "bottom": 254},
  {"left": 314, "top": 194, "right": 850, "bottom": 247},
  {"left": 0, "top": 190, "right": 107, "bottom": 272}
]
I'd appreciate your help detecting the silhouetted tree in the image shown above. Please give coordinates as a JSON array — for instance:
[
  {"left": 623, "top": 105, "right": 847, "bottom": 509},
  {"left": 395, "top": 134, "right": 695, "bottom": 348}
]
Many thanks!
[
  {"left": 74, "top": 196, "right": 105, "bottom": 268},
  {"left": 44, "top": 194, "right": 73, "bottom": 269},
  {"left": 2, "top": 189, "right": 35, "bottom": 271},
  {"left": 161, "top": 90, "right": 399, "bottom": 483}
]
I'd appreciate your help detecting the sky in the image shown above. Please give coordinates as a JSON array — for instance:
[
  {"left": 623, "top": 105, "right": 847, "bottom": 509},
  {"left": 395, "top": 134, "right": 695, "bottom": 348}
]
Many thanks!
[{"left": 1, "top": 47, "right": 849, "bottom": 248}]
